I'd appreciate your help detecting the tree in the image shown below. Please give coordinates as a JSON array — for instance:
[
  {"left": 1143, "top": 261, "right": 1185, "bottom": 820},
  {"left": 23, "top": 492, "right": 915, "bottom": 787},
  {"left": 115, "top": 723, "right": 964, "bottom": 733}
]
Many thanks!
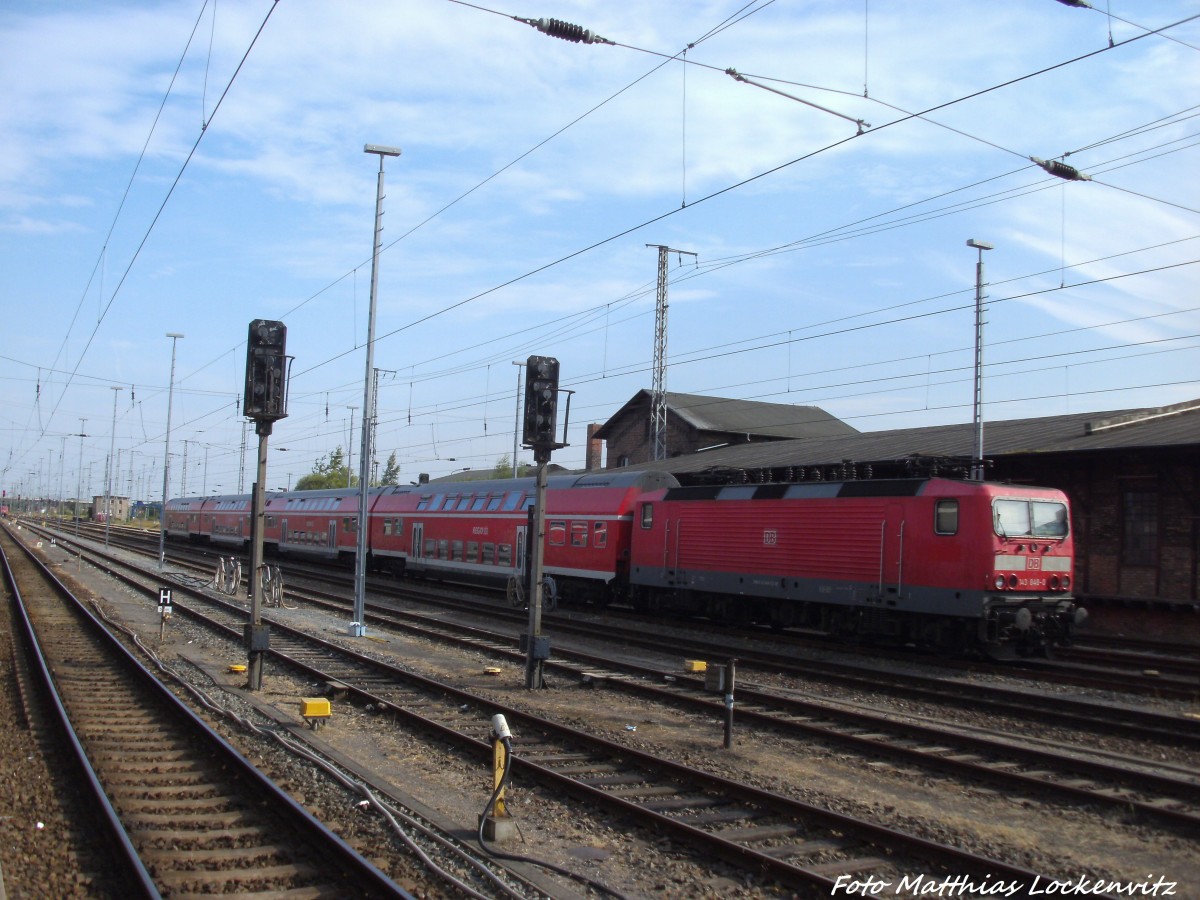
[
  {"left": 493, "top": 453, "right": 533, "bottom": 479},
  {"left": 294, "top": 446, "right": 357, "bottom": 491},
  {"left": 380, "top": 451, "right": 401, "bottom": 486}
]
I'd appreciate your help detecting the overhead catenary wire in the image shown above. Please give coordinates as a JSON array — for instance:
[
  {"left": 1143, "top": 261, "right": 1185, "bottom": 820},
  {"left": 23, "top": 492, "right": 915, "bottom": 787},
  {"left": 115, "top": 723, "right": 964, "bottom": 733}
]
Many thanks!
[{"left": 9, "top": 5, "right": 1200, "bottom": 487}]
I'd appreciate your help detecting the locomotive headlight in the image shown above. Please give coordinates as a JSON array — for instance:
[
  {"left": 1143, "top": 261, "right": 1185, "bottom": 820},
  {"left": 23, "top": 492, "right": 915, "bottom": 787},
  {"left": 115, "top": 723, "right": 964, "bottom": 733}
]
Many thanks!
[
  {"left": 1049, "top": 575, "right": 1060, "bottom": 590},
  {"left": 993, "top": 575, "right": 1006, "bottom": 590}
]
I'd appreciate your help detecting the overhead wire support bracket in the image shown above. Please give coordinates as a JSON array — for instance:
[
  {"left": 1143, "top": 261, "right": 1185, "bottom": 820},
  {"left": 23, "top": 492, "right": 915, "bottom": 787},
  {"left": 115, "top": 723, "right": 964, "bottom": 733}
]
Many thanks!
[
  {"left": 726, "top": 68, "right": 869, "bottom": 133},
  {"left": 515, "top": 15, "right": 614, "bottom": 45}
]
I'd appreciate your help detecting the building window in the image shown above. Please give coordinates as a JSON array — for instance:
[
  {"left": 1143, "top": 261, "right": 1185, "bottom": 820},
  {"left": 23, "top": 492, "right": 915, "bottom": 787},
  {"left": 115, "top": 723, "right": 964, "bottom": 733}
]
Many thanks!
[{"left": 1122, "top": 487, "right": 1158, "bottom": 567}]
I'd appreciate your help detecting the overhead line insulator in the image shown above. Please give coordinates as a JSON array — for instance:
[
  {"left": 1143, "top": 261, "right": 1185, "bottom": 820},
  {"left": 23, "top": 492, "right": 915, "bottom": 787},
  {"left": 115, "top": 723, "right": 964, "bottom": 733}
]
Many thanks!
[
  {"left": 515, "top": 15, "right": 613, "bottom": 45},
  {"left": 1030, "top": 155, "right": 1093, "bottom": 181}
]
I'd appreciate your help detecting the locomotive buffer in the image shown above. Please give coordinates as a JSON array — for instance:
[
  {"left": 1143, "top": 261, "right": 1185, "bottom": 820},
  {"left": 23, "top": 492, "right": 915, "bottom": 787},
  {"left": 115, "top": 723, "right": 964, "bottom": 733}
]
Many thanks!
[{"left": 521, "top": 355, "right": 568, "bottom": 690}]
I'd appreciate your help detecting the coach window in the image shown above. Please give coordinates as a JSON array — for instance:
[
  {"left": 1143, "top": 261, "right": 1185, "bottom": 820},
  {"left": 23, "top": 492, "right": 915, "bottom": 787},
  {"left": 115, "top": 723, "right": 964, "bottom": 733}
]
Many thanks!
[
  {"left": 442, "top": 495, "right": 458, "bottom": 510},
  {"left": 457, "top": 496, "right": 473, "bottom": 511},
  {"left": 935, "top": 500, "right": 959, "bottom": 535},
  {"left": 452, "top": 540, "right": 464, "bottom": 561},
  {"left": 416, "top": 494, "right": 433, "bottom": 511},
  {"left": 593, "top": 521, "right": 608, "bottom": 548},
  {"left": 571, "top": 521, "right": 588, "bottom": 547},
  {"left": 383, "top": 519, "right": 393, "bottom": 536},
  {"left": 640, "top": 503, "right": 654, "bottom": 529},
  {"left": 501, "top": 492, "right": 523, "bottom": 511},
  {"left": 424, "top": 538, "right": 436, "bottom": 557},
  {"left": 471, "top": 496, "right": 488, "bottom": 511},
  {"left": 482, "top": 543, "right": 496, "bottom": 564},
  {"left": 466, "top": 541, "right": 479, "bottom": 562},
  {"left": 498, "top": 543, "right": 512, "bottom": 566},
  {"left": 549, "top": 521, "right": 567, "bottom": 546},
  {"left": 437, "top": 539, "right": 449, "bottom": 559},
  {"left": 486, "top": 495, "right": 503, "bottom": 511}
]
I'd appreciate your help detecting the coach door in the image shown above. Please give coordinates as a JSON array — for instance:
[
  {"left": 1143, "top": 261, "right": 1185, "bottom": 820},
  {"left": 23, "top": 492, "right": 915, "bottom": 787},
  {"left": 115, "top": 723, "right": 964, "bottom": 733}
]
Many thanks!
[
  {"left": 328, "top": 521, "right": 336, "bottom": 549},
  {"left": 411, "top": 523, "right": 424, "bottom": 560},
  {"left": 879, "top": 504, "right": 906, "bottom": 601},
  {"left": 280, "top": 518, "right": 289, "bottom": 549},
  {"left": 515, "top": 525, "right": 527, "bottom": 577}
]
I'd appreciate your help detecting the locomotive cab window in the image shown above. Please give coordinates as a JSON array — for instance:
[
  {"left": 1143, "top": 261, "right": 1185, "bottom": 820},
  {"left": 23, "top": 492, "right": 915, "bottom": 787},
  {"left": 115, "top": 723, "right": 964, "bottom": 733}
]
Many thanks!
[
  {"left": 934, "top": 500, "right": 959, "bottom": 535},
  {"left": 640, "top": 503, "right": 654, "bottom": 529},
  {"left": 593, "top": 521, "right": 608, "bottom": 548},
  {"left": 993, "top": 499, "right": 1069, "bottom": 538}
]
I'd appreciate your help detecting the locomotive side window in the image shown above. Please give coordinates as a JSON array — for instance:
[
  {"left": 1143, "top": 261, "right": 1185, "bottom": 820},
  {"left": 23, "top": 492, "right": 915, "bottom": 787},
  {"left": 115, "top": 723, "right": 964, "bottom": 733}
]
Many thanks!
[
  {"left": 640, "top": 503, "right": 654, "bottom": 529},
  {"left": 935, "top": 500, "right": 959, "bottom": 535}
]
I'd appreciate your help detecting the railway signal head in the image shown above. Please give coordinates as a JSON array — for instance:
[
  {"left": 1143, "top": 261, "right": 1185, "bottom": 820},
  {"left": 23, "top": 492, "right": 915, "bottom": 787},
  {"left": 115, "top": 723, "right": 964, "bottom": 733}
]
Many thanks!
[
  {"left": 243, "top": 319, "right": 289, "bottom": 422},
  {"left": 522, "top": 355, "right": 559, "bottom": 450}
]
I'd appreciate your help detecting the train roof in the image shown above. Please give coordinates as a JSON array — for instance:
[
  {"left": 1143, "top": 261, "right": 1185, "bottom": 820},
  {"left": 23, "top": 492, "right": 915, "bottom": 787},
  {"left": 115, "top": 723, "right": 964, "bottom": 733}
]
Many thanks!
[{"left": 661, "top": 477, "right": 1067, "bottom": 502}]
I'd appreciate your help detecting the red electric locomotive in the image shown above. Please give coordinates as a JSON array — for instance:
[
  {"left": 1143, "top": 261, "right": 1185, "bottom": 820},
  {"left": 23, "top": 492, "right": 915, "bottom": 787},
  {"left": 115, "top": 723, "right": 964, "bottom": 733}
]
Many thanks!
[{"left": 626, "top": 477, "right": 1080, "bottom": 656}]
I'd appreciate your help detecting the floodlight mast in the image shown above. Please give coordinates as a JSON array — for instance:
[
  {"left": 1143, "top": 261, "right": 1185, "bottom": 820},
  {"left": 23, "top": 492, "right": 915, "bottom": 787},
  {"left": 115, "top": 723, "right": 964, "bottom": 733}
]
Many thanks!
[
  {"left": 353, "top": 143, "right": 402, "bottom": 638},
  {"left": 158, "top": 333, "right": 183, "bottom": 569}
]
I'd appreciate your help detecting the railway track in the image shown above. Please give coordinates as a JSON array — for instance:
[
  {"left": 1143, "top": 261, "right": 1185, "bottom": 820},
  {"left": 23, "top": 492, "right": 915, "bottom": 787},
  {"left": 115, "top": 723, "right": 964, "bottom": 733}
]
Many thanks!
[
  {"left": 59, "top": 518, "right": 1200, "bottom": 696},
  {"left": 0, "top": 522, "right": 408, "bottom": 898},
  {"left": 256, "top": 578, "right": 1200, "bottom": 833},
  {"left": 27, "top": 524, "right": 1148, "bottom": 896},
  {"left": 33, "top": 519, "right": 1200, "bottom": 744}
]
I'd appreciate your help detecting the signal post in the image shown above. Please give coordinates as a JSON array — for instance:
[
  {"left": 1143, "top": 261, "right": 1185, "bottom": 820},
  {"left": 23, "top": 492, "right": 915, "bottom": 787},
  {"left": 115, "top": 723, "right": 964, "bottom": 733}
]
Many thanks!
[
  {"left": 521, "top": 355, "right": 566, "bottom": 690},
  {"left": 242, "top": 319, "right": 290, "bottom": 690}
]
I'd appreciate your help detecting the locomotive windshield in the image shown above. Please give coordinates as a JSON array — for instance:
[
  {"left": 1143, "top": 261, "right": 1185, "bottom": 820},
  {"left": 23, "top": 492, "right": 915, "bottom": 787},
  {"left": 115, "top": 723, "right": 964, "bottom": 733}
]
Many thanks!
[{"left": 993, "top": 498, "right": 1069, "bottom": 538}]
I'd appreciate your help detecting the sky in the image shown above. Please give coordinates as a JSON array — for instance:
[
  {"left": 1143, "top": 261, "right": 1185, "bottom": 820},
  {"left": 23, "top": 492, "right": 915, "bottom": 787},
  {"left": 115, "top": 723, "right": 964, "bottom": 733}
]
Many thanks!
[{"left": 2, "top": 0, "right": 1199, "bottom": 505}]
